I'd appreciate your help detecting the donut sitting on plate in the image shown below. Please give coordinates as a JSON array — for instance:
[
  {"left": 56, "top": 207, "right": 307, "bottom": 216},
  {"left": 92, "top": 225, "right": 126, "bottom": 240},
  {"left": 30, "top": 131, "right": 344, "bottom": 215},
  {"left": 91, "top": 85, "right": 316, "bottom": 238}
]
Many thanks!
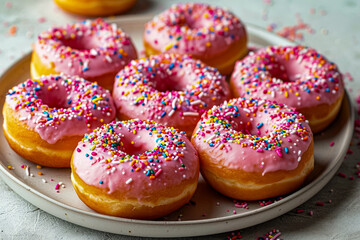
[
  {"left": 31, "top": 18, "right": 137, "bottom": 90},
  {"left": 191, "top": 97, "right": 314, "bottom": 201},
  {"left": 2, "top": 74, "right": 116, "bottom": 167},
  {"left": 143, "top": 2, "right": 248, "bottom": 75},
  {"left": 71, "top": 119, "right": 199, "bottom": 219},
  {"left": 230, "top": 45, "right": 345, "bottom": 133},
  {"left": 54, "top": 0, "right": 137, "bottom": 17}
]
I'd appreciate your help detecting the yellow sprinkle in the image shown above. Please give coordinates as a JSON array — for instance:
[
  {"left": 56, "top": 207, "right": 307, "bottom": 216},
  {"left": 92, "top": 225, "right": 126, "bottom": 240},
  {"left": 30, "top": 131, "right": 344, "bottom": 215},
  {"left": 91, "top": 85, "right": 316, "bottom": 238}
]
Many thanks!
[
  {"left": 164, "top": 43, "right": 173, "bottom": 51},
  {"left": 284, "top": 91, "right": 289, "bottom": 98}
]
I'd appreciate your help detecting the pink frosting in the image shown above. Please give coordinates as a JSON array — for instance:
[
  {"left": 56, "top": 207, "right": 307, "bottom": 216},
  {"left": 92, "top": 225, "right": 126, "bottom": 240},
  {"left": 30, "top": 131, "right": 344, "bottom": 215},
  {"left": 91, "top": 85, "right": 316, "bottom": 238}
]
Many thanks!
[
  {"left": 72, "top": 120, "right": 199, "bottom": 201},
  {"left": 230, "top": 46, "right": 344, "bottom": 109},
  {"left": 34, "top": 18, "right": 137, "bottom": 78},
  {"left": 144, "top": 3, "right": 246, "bottom": 57},
  {"left": 112, "top": 53, "right": 231, "bottom": 133},
  {"left": 5, "top": 74, "right": 116, "bottom": 144},
  {"left": 192, "top": 98, "right": 313, "bottom": 175}
]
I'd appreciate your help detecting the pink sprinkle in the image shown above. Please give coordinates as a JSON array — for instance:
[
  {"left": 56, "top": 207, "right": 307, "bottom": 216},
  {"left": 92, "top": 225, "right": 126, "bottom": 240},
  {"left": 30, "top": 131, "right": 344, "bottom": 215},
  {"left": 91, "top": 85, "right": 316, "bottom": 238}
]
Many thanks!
[
  {"left": 347, "top": 149, "right": 353, "bottom": 154},
  {"left": 233, "top": 210, "right": 236, "bottom": 214},
  {"left": 55, "top": 183, "right": 60, "bottom": 190},
  {"left": 338, "top": 172, "right": 347, "bottom": 178},
  {"left": 5, "top": 2, "right": 12, "bottom": 8},
  {"left": 316, "top": 202, "right": 324, "bottom": 206},
  {"left": 38, "top": 17, "right": 46, "bottom": 23},
  {"left": 76, "top": 148, "right": 81, "bottom": 152},
  {"left": 344, "top": 72, "right": 354, "bottom": 81},
  {"left": 296, "top": 209, "right": 305, "bottom": 213},
  {"left": 309, "top": 210, "right": 313, "bottom": 216},
  {"left": 155, "top": 169, "right": 162, "bottom": 177},
  {"left": 329, "top": 141, "right": 335, "bottom": 147},
  {"left": 349, "top": 176, "right": 355, "bottom": 180}
]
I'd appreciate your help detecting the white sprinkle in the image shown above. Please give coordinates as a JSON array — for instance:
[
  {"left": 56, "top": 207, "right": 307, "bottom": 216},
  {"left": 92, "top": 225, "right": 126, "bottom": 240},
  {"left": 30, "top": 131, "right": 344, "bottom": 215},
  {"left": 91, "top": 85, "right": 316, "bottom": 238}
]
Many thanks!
[
  {"left": 126, "top": 178, "right": 133, "bottom": 184},
  {"left": 90, "top": 49, "right": 98, "bottom": 56},
  {"left": 25, "top": 167, "right": 30, "bottom": 176},
  {"left": 42, "top": 179, "right": 47, "bottom": 183},
  {"left": 298, "top": 150, "right": 302, "bottom": 156},
  {"left": 190, "top": 100, "right": 203, "bottom": 106},
  {"left": 168, "top": 109, "right": 175, "bottom": 117},
  {"left": 105, "top": 55, "right": 112, "bottom": 63},
  {"left": 172, "top": 98, "right": 178, "bottom": 109},
  {"left": 297, "top": 156, "right": 301, "bottom": 162},
  {"left": 183, "top": 112, "right": 199, "bottom": 117}
]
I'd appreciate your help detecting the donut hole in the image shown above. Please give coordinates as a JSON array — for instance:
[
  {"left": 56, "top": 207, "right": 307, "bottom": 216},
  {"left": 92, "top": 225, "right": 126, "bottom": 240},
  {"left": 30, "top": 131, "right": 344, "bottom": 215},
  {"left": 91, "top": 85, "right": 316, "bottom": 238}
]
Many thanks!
[
  {"left": 60, "top": 37, "right": 101, "bottom": 51},
  {"left": 118, "top": 130, "right": 158, "bottom": 156},
  {"left": 228, "top": 109, "right": 273, "bottom": 136},
  {"left": 268, "top": 56, "right": 308, "bottom": 82},
  {"left": 36, "top": 86, "right": 70, "bottom": 109},
  {"left": 153, "top": 77, "right": 186, "bottom": 92},
  {"left": 152, "top": 74, "right": 190, "bottom": 92}
]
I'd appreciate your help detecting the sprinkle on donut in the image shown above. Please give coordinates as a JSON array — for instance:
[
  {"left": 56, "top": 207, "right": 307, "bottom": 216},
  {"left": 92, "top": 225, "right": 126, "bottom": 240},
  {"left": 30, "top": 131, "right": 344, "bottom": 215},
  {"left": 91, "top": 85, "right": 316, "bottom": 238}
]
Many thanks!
[
  {"left": 71, "top": 119, "right": 199, "bottom": 218},
  {"left": 33, "top": 18, "right": 137, "bottom": 79},
  {"left": 192, "top": 97, "right": 312, "bottom": 174},
  {"left": 75, "top": 119, "right": 197, "bottom": 185},
  {"left": 143, "top": 3, "right": 248, "bottom": 74},
  {"left": 112, "top": 53, "right": 231, "bottom": 135},
  {"left": 5, "top": 74, "right": 115, "bottom": 144},
  {"left": 230, "top": 45, "right": 344, "bottom": 110},
  {"left": 144, "top": 3, "right": 244, "bottom": 55}
]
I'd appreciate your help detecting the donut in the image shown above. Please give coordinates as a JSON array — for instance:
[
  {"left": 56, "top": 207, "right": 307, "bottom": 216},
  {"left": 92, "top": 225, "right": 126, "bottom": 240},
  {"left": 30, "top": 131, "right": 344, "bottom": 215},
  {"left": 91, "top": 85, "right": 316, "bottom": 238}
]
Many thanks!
[
  {"left": 230, "top": 45, "right": 345, "bottom": 133},
  {"left": 191, "top": 98, "right": 314, "bottom": 201},
  {"left": 71, "top": 119, "right": 199, "bottom": 219},
  {"left": 112, "top": 53, "right": 231, "bottom": 137},
  {"left": 143, "top": 3, "right": 248, "bottom": 75},
  {"left": 54, "top": 0, "right": 137, "bottom": 17},
  {"left": 31, "top": 18, "right": 137, "bottom": 90},
  {"left": 2, "top": 74, "right": 116, "bottom": 168}
]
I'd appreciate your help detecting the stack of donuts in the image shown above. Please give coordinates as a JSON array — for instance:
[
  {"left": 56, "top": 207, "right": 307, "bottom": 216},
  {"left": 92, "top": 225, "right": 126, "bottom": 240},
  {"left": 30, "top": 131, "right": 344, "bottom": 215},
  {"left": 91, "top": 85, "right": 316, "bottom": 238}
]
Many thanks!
[{"left": 2, "top": 2, "right": 344, "bottom": 219}]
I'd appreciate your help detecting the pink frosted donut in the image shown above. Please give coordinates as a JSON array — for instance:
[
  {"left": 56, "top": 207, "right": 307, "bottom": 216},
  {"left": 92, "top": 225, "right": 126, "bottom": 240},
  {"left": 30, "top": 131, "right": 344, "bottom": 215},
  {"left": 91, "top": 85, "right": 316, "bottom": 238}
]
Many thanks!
[
  {"left": 31, "top": 18, "right": 138, "bottom": 90},
  {"left": 71, "top": 119, "right": 199, "bottom": 219},
  {"left": 143, "top": 3, "right": 248, "bottom": 75},
  {"left": 191, "top": 98, "right": 314, "bottom": 201},
  {"left": 112, "top": 53, "right": 231, "bottom": 137},
  {"left": 2, "top": 74, "right": 116, "bottom": 167},
  {"left": 230, "top": 45, "right": 345, "bottom": 133}
]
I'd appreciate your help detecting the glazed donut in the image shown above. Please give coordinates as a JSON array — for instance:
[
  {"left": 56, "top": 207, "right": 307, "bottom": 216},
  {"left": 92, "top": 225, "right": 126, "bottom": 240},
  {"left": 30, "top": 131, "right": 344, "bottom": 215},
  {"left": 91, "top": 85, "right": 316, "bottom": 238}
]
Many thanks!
[
  {"left": 71, "top": 119, "right": 199, "bottom": 219},
  {"left": 230, "top": 45, "right": 345, "bottom": 133},
  {"left": 31, "top": 18, "right": 137, "bottom": 90},
  {"left": 112, "top": 53, "right": 231, "bottom": 137},
  {"left": 2, "top": 74, "right": 116, "bottom": 168},
  {"left": 191, "top": 98, "right": 314, "bottom": 201},
  {"left": 54, "top": 0, "right": 137, "bottom": 17},
  {"left": 143, "top": 3, "right": 248, "bottom": 75}
]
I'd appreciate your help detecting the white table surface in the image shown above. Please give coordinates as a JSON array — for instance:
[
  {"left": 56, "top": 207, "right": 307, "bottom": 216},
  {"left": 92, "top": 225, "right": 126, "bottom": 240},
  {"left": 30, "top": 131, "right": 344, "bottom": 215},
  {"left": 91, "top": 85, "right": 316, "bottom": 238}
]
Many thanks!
[{"left": 1, "top": 0, "right": 360, "bottom": 239}]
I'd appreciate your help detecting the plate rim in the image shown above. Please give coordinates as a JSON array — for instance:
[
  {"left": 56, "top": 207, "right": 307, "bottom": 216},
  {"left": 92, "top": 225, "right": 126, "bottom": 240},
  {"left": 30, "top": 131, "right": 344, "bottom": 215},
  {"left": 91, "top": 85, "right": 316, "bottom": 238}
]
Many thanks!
[{"left": 0, "top": 17, "right": 355, "bottom": 235}]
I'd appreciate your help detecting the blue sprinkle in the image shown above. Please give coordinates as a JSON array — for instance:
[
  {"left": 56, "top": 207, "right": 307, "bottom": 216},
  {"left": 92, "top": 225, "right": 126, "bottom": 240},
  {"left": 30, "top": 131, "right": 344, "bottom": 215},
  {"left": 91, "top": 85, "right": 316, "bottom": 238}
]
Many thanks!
[
  {"left": 256, "top": 123, "right": 264, "bottom": 129},
  {"left": 169, "top": 63, "right": 175, "bottom": 70},
  {"left": 160, "top": 112, "right": 166, "bottom": 118},
  {"left": 284, "top": 147, "right": 289, "bottom": 153},
  {"left": 118, "top": 54, "right": 122, "bottom": 58},
  {"left": 99, "top": 180, "right": 103, "bottom": 184}
]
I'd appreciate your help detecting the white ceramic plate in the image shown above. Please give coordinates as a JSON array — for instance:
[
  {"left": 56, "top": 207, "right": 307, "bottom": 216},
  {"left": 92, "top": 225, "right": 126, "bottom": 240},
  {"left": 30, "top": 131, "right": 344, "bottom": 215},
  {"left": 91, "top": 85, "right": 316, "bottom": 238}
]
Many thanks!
[{"left": 0, "top": 16, "right": 354, "bottom": 238}]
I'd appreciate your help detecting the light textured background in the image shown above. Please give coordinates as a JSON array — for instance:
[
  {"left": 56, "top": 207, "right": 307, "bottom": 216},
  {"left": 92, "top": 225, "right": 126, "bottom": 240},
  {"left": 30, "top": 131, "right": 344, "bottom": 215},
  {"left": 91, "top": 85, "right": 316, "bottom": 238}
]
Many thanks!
[{"left": 0, "top": 0, "right": 360, "bottom": 239}]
